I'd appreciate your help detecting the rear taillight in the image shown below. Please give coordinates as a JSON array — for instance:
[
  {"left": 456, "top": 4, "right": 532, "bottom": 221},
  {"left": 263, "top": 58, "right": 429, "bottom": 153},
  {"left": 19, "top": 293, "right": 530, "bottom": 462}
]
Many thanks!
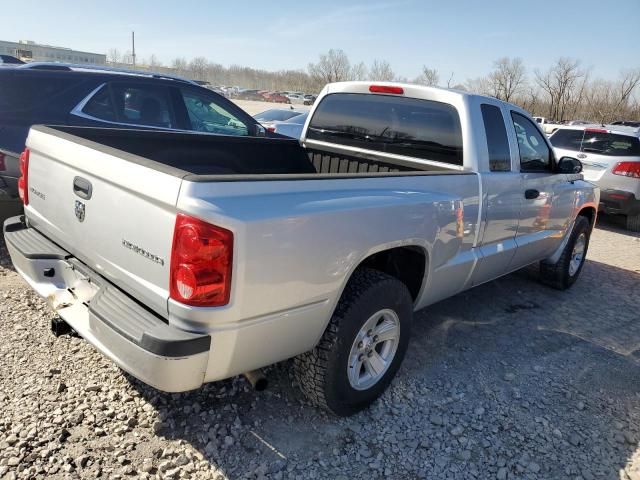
[
  {"left": 369, "top": 85, "right": 404, "bottom": 95},
  {"left": 0, "top": 152, "right": 5, "bottom": 171},
  {"left": 612, "top": 161, "right": 640, "bottom": 178},
  {"left": 585, "top": 128, "right": 608, "bottom": 133},
  {"left": 17, "top": 148, "right": 29, "bottom": 205},
  {"left": 169, "top": 213, "right": 233, "bottom": 307}
]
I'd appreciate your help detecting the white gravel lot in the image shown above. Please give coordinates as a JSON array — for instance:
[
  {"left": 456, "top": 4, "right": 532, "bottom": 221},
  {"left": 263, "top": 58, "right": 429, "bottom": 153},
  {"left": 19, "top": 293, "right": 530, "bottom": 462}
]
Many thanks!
[{"left": 0, "top": 215, "right": 639, "bottom": 480}]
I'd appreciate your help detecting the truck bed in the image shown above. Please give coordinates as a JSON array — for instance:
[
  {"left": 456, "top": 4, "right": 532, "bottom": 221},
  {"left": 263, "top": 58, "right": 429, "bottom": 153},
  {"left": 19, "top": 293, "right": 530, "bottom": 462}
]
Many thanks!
[{"left": 44, "top": 125, "right": 456, "bottom": 179}]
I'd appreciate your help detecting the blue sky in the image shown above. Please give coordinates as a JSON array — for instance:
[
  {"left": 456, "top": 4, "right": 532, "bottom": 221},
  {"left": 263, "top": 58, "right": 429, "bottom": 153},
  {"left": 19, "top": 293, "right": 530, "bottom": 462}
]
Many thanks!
[{"left": 5, "top": 0, "right": 639, "bottom": 82}]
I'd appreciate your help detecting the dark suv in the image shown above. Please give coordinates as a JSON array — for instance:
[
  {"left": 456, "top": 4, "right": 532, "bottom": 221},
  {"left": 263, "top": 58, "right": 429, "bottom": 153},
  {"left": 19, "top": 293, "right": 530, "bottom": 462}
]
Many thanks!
[{"left": 0, "top": 63, "right": 266, "bottom": 209}]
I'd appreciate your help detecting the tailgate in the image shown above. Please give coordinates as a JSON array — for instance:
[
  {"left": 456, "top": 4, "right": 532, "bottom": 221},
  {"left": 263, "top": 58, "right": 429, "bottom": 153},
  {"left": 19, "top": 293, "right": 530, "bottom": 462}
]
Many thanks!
[{"left": 23, "top": 126, "right": 183, "bottom": 317}]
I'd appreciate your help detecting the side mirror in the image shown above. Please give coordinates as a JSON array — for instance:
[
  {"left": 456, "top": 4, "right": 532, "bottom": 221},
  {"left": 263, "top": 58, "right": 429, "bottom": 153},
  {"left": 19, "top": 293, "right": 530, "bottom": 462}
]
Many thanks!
[{"left": 557, "top": 156, "right": 582, "bottom": 174}]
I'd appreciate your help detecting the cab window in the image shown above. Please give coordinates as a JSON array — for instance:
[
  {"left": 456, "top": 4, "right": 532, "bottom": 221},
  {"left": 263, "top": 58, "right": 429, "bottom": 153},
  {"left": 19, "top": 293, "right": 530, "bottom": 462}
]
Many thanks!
[{"left": 511, "top": 112, "right": 552, "bottom": 172}]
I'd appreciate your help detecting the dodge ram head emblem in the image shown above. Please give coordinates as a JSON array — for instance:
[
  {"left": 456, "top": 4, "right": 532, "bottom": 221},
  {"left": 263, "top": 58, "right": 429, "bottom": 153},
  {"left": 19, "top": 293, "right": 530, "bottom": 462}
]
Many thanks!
[{"left": 74, "top": 200, "right": 86, "bottom": 222}]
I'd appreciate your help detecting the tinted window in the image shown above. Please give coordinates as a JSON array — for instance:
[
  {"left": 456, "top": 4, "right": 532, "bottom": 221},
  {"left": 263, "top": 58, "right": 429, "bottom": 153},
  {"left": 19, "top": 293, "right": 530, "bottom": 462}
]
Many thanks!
[
  {"left": 82, "top": 83, "right": 174, "bottom": 128},
  {"left": 580, "top": 131, "right": 640, "bottom": 156},
  {"left": 180, "top": 88, "right": 249, "bottom": 136},
  {"left": 307, "top": 93, "right": 463, "bottom": 165},
  {"left": 549, "top": 129, "right": 584, "bottom": 151},
  {"left": 511, "top": 112, "right": 552, "bottom": 172},
  {"left": 0, "top": 73, "right": 85, "bottom": 112},
  {"left": 481, "top": 104, "right": 511, "bottom": 172},
  {"left": 82, "top": 85, "right": 116, "bottom": 121}
]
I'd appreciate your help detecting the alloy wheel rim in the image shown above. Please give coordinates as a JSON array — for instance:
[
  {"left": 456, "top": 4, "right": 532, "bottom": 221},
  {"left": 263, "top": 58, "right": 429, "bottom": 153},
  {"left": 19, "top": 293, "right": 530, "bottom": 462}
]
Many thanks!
[
  {"left": 569, "top": 233, "right": 586, "bottom": 276},
  {"left": 347, "top": 309, "right": 400, "bottom": 391}
]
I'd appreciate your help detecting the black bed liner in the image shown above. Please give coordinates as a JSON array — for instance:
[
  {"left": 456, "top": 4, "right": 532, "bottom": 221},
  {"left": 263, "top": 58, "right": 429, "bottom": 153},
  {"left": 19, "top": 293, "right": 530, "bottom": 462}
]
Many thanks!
[{"left": 36, "top": 125, "right": 471, "bottom": 179}]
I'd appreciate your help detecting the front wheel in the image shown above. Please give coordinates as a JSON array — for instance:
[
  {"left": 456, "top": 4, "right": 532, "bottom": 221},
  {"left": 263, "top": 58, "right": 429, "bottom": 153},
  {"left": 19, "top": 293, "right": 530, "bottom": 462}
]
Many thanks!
[
  {"left": 540, "top": 215, "right": 591, "bottom": 289},
  {"left": 293, "top": 269, "right": 413, "bottom": 416}
]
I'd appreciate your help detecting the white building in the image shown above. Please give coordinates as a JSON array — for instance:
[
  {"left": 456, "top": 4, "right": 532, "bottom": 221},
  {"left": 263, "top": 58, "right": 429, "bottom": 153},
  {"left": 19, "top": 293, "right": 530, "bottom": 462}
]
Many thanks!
[{"left": 0, "top": 39, "right": 106, "bottom": 65}]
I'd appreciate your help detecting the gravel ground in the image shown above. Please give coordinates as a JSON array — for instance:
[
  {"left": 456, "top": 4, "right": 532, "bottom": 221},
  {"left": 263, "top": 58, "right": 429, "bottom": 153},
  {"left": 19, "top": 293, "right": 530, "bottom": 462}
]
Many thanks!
[{"left": 1, "top": 216, "right": 639, "bottom": 480}]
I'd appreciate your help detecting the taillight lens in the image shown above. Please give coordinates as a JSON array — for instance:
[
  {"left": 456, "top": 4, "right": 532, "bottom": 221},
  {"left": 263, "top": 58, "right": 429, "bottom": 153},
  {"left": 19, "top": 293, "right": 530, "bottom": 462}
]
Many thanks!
[
  {"left": 0, "top": 152, "right": 5, "bottom": 171},
  {"left": 612, "top": 161, "right": 640, "bottom": 178},
  {"left": 169, "top": 213, "right": 233, "bottom": 307},
  {"left": 17, "top": 148, "right": 29, "bottom": 205}
]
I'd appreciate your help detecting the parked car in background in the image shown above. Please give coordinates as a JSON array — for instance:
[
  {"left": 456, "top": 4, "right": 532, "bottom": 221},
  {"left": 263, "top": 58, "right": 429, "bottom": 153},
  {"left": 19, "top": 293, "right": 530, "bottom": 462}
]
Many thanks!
[
  {"left": 0, "top": 63, "right": 268, "bottom": 208},
  {"left": 612, "top": 120, "right": 640, "bottom": 128},
  {"left": 5, "top": 81, "right": 597, "bottom": 415},
  {"left": 253, "top": 108, "right": 305, "bottom": 131},
  {"left": 265, "top": 92, "right": 290, "bottom": 104},
  {"left": 303, "top": 94, "right": 316, "bottom": 106},
  {"left": 549, "top": 125, "right": 640, "bottom": 231},
  {"left": 286, "top": 93, "right": 305, "bottom": 105},
  {"left": 272, "top": 111, "right": 308, "bottom": 139},
  {"left": 237, "top": 89, "right": 264, "bottom": 101},
  {"left": 533, "top": 116, "right": 563, "bottom": 135}
]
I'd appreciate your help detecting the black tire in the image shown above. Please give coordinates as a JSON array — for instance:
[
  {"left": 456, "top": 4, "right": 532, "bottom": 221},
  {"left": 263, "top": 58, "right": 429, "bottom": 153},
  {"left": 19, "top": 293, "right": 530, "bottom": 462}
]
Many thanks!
[
  {"left": 540, "top": 215, "right": 591, "bottom": 290},
  {"left": 293, "top": 268, "right": 413, "bottom": 416},
  {"left": 626, "top": 213, "right": 640, "bottom": 232}
]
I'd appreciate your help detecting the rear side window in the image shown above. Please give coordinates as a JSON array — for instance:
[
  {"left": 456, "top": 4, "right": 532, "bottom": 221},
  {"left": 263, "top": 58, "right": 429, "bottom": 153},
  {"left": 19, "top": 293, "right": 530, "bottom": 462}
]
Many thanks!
[
  {"left": 307, "top": 93, "right": 463, "bottom": 165},
  {"left": 581, "top": 131, "right": 640, "bottom": 156},
  {"left": 549, "top": 129, "right": 584, "bottom": 151},
  {"left": 82, "top": 85, "right": 116, "bottom": 121},
  {"left": 81, "top": 83, "right": 175, "bottom": 128},
  {"left": 0, "top": 72, "right": 85, "bottom": 112},
  {"left": 481, "top": 104, "right": 511, "bottom": 172}
]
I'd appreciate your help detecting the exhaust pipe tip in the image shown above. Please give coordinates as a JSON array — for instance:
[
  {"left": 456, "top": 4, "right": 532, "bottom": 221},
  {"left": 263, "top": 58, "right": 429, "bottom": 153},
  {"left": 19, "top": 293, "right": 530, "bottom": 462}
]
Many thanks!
[{"left": 243, "top": 370, "right": 268, "bottom": 391}]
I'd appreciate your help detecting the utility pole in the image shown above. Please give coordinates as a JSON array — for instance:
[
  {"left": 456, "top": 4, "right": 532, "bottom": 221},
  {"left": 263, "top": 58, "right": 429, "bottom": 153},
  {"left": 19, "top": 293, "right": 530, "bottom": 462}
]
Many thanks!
[{"left": 131, "top": 31, "right": 136, "bottom": 68}]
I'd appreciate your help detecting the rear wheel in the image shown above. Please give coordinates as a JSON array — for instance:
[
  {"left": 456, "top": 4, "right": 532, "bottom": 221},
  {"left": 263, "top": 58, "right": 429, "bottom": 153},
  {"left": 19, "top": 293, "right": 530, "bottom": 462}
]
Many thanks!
[
  {"left": 540, "top": 215, "right": 591, "bottom": 289},
  {"left": 626, "top": 213, "right": 640, "bottom": 232},
  {"left": 293, "top": 269, "right": 413, "bottom": 416}
]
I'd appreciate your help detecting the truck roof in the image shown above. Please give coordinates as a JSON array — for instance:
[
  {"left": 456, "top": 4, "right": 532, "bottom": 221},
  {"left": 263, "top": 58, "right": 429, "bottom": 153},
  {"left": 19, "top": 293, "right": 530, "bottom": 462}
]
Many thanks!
[{"left": 321, "top": 81, "right": 514, "bottom": 106}]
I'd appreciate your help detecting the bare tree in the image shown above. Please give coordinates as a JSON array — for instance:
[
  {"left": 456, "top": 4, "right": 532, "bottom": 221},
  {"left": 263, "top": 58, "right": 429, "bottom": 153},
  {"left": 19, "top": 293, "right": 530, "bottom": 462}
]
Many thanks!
[
  {"left": 308, "top": 49, "right": 352, "bottom": 85},
  {"left": 350, "top": 61, "right": 368, "bottom": 81},
  {"left": 189, "top": 56, "right": 208, "bottom": 81},
  {"left": 414, "top": 66, "right": 439, "bottom": 86},
  {"left": 535, "top": 58, "right": 588, "bottom": 121},
  {"left": 171, "top": 57, "right": 189, "bottom": 76},
  {"left": 107, "top": 48, "right": 121, "bottom": 64},
  {"left": 147, "top": 54, "right": 162, "bottom": 68},
  {"left": 489, "top": 57, "right": 526, "bottom": 102},
  {"left": 465, "top": 76, "right": 492, "bottom": 95},
  {"left": 369, "top": 59, "right": 394, "bottom": 81}
]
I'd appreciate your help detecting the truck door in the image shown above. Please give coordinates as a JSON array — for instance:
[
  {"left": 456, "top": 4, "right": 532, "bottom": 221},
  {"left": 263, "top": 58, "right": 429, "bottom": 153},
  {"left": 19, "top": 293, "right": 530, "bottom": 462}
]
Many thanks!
[
  {"left": 470, "top": 103, "right": 521, "bottom": 286},
  {"left": 507, "top": 111, "right": 572, "bottom": 268}
]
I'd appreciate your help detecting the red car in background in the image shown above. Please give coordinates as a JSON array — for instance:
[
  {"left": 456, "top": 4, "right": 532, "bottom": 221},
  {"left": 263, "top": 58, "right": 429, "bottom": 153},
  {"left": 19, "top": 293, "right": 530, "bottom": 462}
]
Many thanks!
[{"left": 264, "top": 91, "right": 290, "bottom": 104}]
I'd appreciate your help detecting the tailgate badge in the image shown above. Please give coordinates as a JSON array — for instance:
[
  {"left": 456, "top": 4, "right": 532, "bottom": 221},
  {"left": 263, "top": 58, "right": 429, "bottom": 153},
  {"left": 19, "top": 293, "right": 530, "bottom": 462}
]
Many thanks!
[{"left": 74, "top": 200, "right": 86, "bottom": 222}]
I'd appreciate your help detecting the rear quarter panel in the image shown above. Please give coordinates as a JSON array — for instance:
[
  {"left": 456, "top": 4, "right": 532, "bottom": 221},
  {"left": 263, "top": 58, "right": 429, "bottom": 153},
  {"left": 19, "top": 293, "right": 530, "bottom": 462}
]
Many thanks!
[{"left": 172, "top": 174, "right": 480, "bottom": 329}]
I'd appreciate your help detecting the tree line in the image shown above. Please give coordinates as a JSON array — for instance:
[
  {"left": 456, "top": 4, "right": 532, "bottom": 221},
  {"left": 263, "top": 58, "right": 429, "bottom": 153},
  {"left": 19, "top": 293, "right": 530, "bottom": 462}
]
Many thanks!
[{"left": 107, "top": 48, "right": 640, "bottom": 122}]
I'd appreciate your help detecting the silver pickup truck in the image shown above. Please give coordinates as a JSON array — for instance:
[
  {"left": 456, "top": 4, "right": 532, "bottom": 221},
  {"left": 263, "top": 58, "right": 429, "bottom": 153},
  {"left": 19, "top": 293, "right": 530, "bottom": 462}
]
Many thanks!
[{"left": 4, "top": 82, "right": 598, "bottom": 416}]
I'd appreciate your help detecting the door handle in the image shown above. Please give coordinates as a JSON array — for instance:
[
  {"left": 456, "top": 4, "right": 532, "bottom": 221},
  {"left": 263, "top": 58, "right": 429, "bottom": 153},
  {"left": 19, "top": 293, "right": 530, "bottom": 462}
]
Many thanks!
[
  {"left": 73, "top": 176, "right": 92, "bottom": 200},
  {"left": 524, "top": 189, "right": 540, "bottom": 200}
]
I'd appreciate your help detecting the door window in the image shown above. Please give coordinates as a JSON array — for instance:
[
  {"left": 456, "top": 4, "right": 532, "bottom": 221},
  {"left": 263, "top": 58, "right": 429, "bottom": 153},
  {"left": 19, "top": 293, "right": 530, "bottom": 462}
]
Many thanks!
[
  {"left": 81, "top": 83, "right": 175, "bottom": 128},
  {"left": 511, "top": 112, "right": 552, "bottom": 172},
  {"left": 179, "top": 89, "right": 249, "bottom": 136},
  {"left": 481, "top": 104, "right": 511, "bottom": 172}
]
